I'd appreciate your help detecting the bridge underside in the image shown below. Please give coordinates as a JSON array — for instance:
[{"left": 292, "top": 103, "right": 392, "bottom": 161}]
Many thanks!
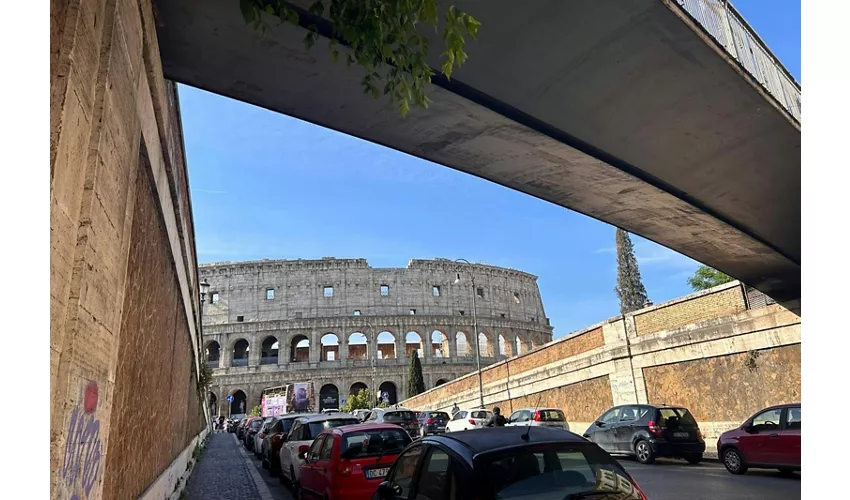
[{"left": 155, "top": 0, "right": 800, "bottom": 311}]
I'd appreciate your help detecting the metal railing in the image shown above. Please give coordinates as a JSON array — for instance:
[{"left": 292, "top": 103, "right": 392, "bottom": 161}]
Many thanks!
[{"left": 675, "top": 0, "right": 800, "bottom": 122}]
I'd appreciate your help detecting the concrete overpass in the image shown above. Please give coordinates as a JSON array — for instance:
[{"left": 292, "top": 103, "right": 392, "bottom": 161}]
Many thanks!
[{"left": 154, "top": 0, "right": 801, "bottom": 311}]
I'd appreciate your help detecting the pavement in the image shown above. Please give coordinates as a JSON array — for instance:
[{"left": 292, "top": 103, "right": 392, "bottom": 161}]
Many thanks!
[{"left": 621, "top": 457, "right": 800, "bottom": 500}]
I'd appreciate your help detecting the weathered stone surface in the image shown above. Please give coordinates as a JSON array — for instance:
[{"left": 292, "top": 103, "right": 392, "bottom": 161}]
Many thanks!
[{"left": 634, "top": 285, "right": 747, "bottom": 336}]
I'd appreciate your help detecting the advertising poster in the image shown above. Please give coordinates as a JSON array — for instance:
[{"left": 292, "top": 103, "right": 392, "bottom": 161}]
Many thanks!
[{"left": 289, "top": 382, "right": 309, "bottom": 412}]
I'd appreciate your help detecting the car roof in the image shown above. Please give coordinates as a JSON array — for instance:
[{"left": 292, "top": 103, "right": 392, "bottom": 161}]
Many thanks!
[
  {"left": 458, "top": 408, "right": 491, "bottom": 412},
  {"left": 329, "top": 423, "right": 409, "bottom": 435},
  {"left": 510, "top": 408, "right": 563, "bottom": 412},
  {"left": 295, "top": 413, "right": 360, "bottom": 423},
  {"left": 424, "top": 427, "right": 589, "bottom": 459}
]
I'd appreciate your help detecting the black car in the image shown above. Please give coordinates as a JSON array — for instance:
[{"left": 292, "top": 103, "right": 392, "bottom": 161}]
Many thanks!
[
  {"left": 373, "top": 426, "right": 647, "bottom": 500},
  {"left": 417, "top": 410, "right": 450, "bottom": 436},
  {"left": 583, "top": 404, "right": 705, "bottom": 464},
  {"left": 364, "top": 408, "right": 421, "bottom": 438},
  {"left": 244, "top": 418, "right": 264, "bottom": 450}
]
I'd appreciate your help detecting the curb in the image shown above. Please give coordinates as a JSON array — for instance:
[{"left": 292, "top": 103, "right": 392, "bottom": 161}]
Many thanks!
[{"left": 234, "top": 434, "right": 276, "bottom": 500}]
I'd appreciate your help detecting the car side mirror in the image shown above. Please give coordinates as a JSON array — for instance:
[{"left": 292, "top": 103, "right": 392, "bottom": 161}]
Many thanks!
[
  {"left": 595, "top": 421, "right": 605, "bottom": 427},
  {"left": 743, "top": 424, "right": 756, "bottom": 434},
  {"left": 298, "top": 451, "right": 308, "bottom": 461},
  {"left": 376, "top": 481, "right": 402, "bottom": 499}
]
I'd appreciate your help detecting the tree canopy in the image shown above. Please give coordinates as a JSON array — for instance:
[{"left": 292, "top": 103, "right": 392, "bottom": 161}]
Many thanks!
[
  {"left": 615, "top": 228, "right": 650, "bottom": 315},
  {"left": 340, "top": 388, "right": 373, "bottom": 412},
  {"left": 408, "top": 350, "right": 426, "bottom": 397},
  {"left": 687, "top": 265, "right": 734, "bottom": 291},
  {"left": 239, "top": 0, "right": 481, "bottom": 117}
]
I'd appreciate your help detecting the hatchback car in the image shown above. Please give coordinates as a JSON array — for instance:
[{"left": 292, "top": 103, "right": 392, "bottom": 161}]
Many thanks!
[
  {"left": 254, "top": 417, "right": 277, "bottom": 458},
  {"left": 445, "top": 408, "right": 492, "bottom": 432},
  {"left": 363, "top": 408, "right": 420, "bottom": 438},
  {"left": 717, "top": 403, "right": 801, "bottom": 475},
  {"left": 417, "top": 411, "right": 450, "bottom": 437},
  {"left": 262, "top": 413, "right": 316, "bottom": 475},
  {"left": 298, "top": 423, "right": 413, "bottom": 500},
  {"left": 583, "top": 404, "right": 705, "bottom": 464},
  {"left": 279, "top": 413, "right": 361, "bottom": 492},
  {"left": 244, "top": 417, "right": 264, "bottom": 450},
  {"left": 506, "top": 408, "right": 571, "bottom": 432},
  {"left": 372, "top": 426, "right": 647, "bottom": 500}
]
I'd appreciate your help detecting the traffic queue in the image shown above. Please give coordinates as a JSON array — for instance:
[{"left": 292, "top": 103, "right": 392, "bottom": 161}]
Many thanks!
[{"left": 224, "top": 400, "right": 800, "bottom": 500}]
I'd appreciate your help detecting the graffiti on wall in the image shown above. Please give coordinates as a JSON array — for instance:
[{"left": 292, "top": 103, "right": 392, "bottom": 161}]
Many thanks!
[{"left": 62, "top": 380, "right": 103, "bottom": 499}]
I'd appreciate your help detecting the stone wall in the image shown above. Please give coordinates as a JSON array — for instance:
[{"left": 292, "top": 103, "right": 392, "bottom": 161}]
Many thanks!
[
  {"left": 50, "top": 1, "right": 205, "bottom": 498},
  {"left": 400, "top": 282, "right": 801, "bottom": 454}
]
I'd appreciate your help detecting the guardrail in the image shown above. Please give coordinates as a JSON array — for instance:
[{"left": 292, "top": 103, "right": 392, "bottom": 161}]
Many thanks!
[{"left": 675, "top": 0, "right": 801, "bottom": 122}]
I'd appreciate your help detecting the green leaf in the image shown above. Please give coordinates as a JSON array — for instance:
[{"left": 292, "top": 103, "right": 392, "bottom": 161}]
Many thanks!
[
  {"left": 399, "top": 98, "right": 410, "bottom": 117},
  {"left": 303, "top": 31, "right": 316, "bottom": 50},
  {"left": 239, "top": 0, "right": 257, "bottom": 24},
  {"left": 308, "top": 1, "right": 325, "bottom": 17},
  {"left": 465, "top": 16, "right": 481, "bottom": 38},
  {"left": 442, "top": 59, "right": 453, "bottom": 79},
  {"left": 331, "top": 48, "right": 339, "bottom": 62}
]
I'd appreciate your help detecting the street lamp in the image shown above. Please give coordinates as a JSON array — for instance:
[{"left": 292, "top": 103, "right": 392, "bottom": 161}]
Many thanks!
[
  {"left": 199, "top": 277, "right": 211, "bottom": 425},
  {"left": 454, "top": 259, "right": 485, "bottom": 409}
]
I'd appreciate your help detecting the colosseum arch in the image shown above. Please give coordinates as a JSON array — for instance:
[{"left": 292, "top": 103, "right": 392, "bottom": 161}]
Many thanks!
[
  {"left": 231, "top": 338, "right": 249, "bottom": 367},
  {"left": 531, "top": 333, "right": 544, "bottom": 348},
  {"left": 230, "top": 389, "right": 247, "bottom": 415},
  {"left": 431, "top": 330, "right": 449, "bottom": 358},
  {"left": 321, "top": 333, "right": 340, "bottom": 361},
  {"left": 260, "top": 336, "right": 279, "bottom": 365},
  {"left": 478, "top": 332, "right": 492, "bottom": 357},
  {"left": 379, "top": 381, "right": 398, "bottom": 405},
  {"left": 435, "top": 378, "right": 448, "bottom": 387},
  {"left": 405, "top": 331, "right": 422, "bottom": 358},
  {"left": 498, "top": 334, "right": 507, "bottom": 357},
  {"left": 347, "top": 332, "right": 368, "bottom": 361},
  {"left": 349, "top": 382, "right": 368, "bottom": 397},
  {"left": 377, "top": 331, "right": 396, "bottom": 359},
  {"left": 456, "top": 332, "right": 470, "bottom": 357},
  {"left": 205, "top": 340, "right": 221, "bottom": 368},
  {"left": 290, "top": 334, "right": 310, "bottom": 363},
  {"left": 208, "top": 392, "right": 218, "bottom": 416},
  {"left": 515, "top": 335, "right": 523, "bottom": 355},
  {"left": 319, "top": 384, "right": 340, "bottom": 410}
]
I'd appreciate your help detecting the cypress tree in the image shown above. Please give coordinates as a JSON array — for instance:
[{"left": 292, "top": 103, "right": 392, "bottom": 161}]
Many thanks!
[
  {"left": 408, "top": 350, "right": 426, "bottom": 398},
  {"left": 615, "top": 228, "right": 650, "bottom": 314}
]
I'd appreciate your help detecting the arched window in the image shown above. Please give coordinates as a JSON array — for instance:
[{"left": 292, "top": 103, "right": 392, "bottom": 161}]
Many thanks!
[
  {"left": 377, "top": 331, "right": 396, "bottom": 359},
  {"left": 290, "top": 335, "right": 310, "bottom": 363},
  {"left": 319, "top": 384, "right": 339, "bottom": 411},
  {"left": 515, "top": 336, "right": 523, "bottom": 355},
  {"left": 321, "top": 333, "right": 340, "bottom": 361},
  {"left": 431, "top": 331, "right": 448, "bottom": 358},
  {"left": 405, "top": 331, "right": 422, "bottom": 358},
  {"left": 347, "top": 332, "right": 368, "bottom": 361},
  {"left": 435, "top": 379, "right": 448, "bottom": 387},
  {"left": 230, "top": 390, "right": 247, "bottom": 416},
  {"left": 205, "top": 341, "right": 220, "bottom": 368},
  {"left": 498, "top": 334, "right": 507, "bottom": 357},
  {"left": 378, "top": 381, "right": 397, "bottom": 405},
  {"left": 456, "top": 332, "right": 470, "bottom": 357},
  {"left": 478, "top": 333, "right": 491, "bottom": 357},
  {"left": 261, "top": 336, "right": 279, "bottom": 365},
  {"left": 232, "top": 339, "right": 249, "bottom": 367}
]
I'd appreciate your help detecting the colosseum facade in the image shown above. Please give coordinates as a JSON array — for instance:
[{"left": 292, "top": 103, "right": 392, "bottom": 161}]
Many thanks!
[{"left": 200, "top": 257, "right": 553, "bottom": 415}]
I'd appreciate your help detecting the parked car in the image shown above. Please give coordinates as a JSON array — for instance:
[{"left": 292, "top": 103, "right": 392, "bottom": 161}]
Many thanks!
[
  {"left": 363, "top": 408, "right": 421, "bottom": 438},
  {"left": 445, "top": 408, "right": 492, "bottom": 432},
  {"left": 254, "top": 417, "right": 277, "bottom": 458},
  {"left": 279, "top": 413, "right": 361, "bottom": 492},
  {"left": 352, "top": 409, "right": 370, "bottom": 422},
  {"left": 583, "top": 404, "right": 705, "bottom": 464},
  {"left": 717, "top": 403, "right": 801, "bottom": 475},
  {"left": 371, "top": 426, "right": 647, "bottom": 500},
  {"left": 322, "top": 408, "right": 341, "bottom": 414},
  {"left": 244, "top": 417, "right": 264, "bottom": 450},
  {"left": 298, "top": 423, "right": 413, "bottom": 500},
  {"left": 416, "top": 410, "right": 450, "bottom": 437},
  {"left": 227, "top": 418, "right": 240, "bottom": 433},
  {"left": 505, "top": 408, "right": 571, "bottom": 432},
  {"left": 263, "top": 413, "right": 317, "bottom": 474}
]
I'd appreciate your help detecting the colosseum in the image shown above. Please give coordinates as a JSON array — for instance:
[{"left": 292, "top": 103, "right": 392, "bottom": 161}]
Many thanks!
[{"left": 200, "top": 257, "right": 554, "bottom": 416}]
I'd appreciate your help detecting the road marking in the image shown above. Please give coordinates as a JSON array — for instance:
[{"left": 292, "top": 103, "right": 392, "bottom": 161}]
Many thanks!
[{"left": 234, "top": 434, "right": 276, "bottom": 500}]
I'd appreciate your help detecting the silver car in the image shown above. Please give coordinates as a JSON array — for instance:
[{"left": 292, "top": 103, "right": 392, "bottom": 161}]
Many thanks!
[{"left": 505, "top": 408, "right": 571, "bottom": 432}]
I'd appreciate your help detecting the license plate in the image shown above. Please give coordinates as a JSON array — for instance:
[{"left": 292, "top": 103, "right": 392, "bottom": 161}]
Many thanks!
[
  {"left": 365, "top": 467, "right": 389, "bottom": 479},
  {"left": 673, "top": 432, "right": 689, "bottom": 438}
]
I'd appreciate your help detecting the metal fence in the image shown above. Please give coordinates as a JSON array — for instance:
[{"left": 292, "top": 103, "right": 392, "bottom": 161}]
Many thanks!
[{"left": 675, "top": 0, "right": 800, "bottom": 122}]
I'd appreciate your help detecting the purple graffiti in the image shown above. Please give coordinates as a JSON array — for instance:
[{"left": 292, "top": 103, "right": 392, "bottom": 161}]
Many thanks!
[{"left": 62, "top": 404, "right": 102, "bottom": 498}]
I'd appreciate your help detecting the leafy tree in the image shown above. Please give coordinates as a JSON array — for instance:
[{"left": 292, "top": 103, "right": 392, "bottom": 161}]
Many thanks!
[
  {"left": 238, "top": 0, "right": 481, "bottom": 116},
  {"left": 249, "top": 405, "right": 262, "bottom": 417},
  {"left": 687, "top": 265, "right": 734, "bottom": 291},
  {"left": 340, "top": 388, "right": 374, "bottom": 412},
  {"left": 408, "top": 350, "right": 426, "bottom": 397},
  {"left": 615, "top": 228, "right": 650, "bottom": 315}
]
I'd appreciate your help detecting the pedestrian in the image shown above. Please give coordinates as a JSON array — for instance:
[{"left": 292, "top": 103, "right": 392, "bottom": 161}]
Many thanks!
[
  {"left": 486, "top": 407, "right": 507, "bottom": 427},
  {"left": 451, "top": 402, "right": 460, "bottom": 416}
]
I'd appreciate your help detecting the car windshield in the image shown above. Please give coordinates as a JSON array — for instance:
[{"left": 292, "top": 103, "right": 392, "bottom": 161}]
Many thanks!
[
  {"left": 538, "top": 410, "right": 565, "bottom": 422},
  {"left": 308, "top": 419, "right": 359, "bottom": 438},
  {"left": 471, "top": 410, "right": 492, "bottom": 419},
  {"left": 339, "top": 428, "right": 412, "bottom": 459},
  {"left": 384, "top": 411, "right": 416, "bottom": 422},
  {"left": 478, "top": 443, "right": 641, "bottom": 500},
  {"left": 657, "top": 408, "right": 697, "bottom": 427}
]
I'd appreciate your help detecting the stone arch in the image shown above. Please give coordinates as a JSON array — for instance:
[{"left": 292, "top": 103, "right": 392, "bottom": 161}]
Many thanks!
[
  {"left": 478, "top": 332, "right": 492, "bottom": 357},
  {"left": 515, "top": 335, "right": 523, "bottom": 356},
  {"left": 208, "top": 392, "right": 218, "bottom": 416},
  {"left": 498, "top": 334, "right": 507, "bottom": 357},
  {"left": 230, "top": 389, "right": 247, "bottom": 416},
  {"left": 378, "top": 381, "right": 398, "bottom": 405},
  {"left": 261, "top": 336, "right": 279, "bottom": 365},
  {"left": 205, "top": 340, "right": 220, "bottom": 368},
  {"left": 349, "top": 382, "right": 368, "bottom": 397},
  {"left": 531, "top": 333, "right": 543, "bottom": 348},
  {"left": 405, "top": 331, "right": 422, "bottom": 358},
  {"left": 377, "top": 331, "right": 396, "bottom": 359},
  {"left": 232, "top": 338, "right": 249, "bottom": 367},
  {"left": 319, "top": 384, "right": 340, "bottom": 411},
  {"left": 290, "top": 334, "right": 310, "bottom": 363},
  {"left": 347, "top": 332, "right": 368, "bottom": 361},
  {"left": 321, "top": 333, "right": 340, "bottom": 361},
  {"left": 431, "top": 330, "right": 449, "bottom": 358},
  {"left": 456, "top": 332, "right": 470, "bottom": 357},
  {"left": 435, "top": 379, "right": 448, "bottom": 387}
]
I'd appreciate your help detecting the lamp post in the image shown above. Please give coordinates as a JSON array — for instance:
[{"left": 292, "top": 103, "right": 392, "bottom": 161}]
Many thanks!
[
  {"left": 199, "top": 278, "right": 211, "bottom": 423},
  {"left": 454, "top": 259, "right": 485, "bottom": 409},
  {"left": 363, "top": 318, "right": 378, "bottom": 407}
]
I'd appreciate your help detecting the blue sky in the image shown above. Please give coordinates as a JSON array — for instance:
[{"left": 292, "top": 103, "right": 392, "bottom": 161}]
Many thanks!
[{"left": 180, "top": 0, "right": 799, "bottom": 337}]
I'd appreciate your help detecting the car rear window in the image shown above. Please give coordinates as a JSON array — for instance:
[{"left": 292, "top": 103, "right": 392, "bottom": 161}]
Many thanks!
[
  {"left": 428, "top": 412, "right": 449, "bottom": 420},
  {"left": 384, "top": 411, "right": 416, "bottom": 422},
  {"left": 281, "top": 418, "right": 295, "bottom": 434},
  {"left": 308, "top": 419, "right": 359, "bottom": 438},
  {"left": 657, "top": 408, "right": 698, "bottom": 427},
  {"left": 538, "top": 410, "right": 565, "bottom": 422},
  {"left": 471, "top": 411, "right": 492, "bottom": 419},
  {"left": 340, "top": 428, "right": 413, "bottom": 459},
  {"left": 477, "top": 443, "right": 641, "bottom": 500}
]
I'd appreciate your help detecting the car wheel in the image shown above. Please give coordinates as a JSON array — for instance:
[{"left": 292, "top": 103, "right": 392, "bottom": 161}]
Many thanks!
[
  {"left": 722, "top": 448, "right": 748, "bottom": 475},
  {"left": 635, "top": 440, "right": 656, "bottom": 465},
  {"left": 685, "top": 454, "right": 702, "bottom": 465},
  {"left": 778, "top": 467, "right": 796, "bottom": 475}
]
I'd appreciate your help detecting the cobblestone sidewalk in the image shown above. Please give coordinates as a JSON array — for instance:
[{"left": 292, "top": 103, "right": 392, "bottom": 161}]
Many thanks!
[{"left": 184, "top": 432, "right": 266, "bottom": 500}]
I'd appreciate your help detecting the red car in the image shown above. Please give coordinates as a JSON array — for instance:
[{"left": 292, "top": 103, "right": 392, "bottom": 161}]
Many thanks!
[
  {"left": 717, "top": 402, "right": 800, "bottom": 475},
  {"left": 298, "top": 423, "right": 413, "bottom": 500}
]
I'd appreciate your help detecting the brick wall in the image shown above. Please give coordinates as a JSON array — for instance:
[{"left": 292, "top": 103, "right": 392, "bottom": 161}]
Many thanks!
[
  {"left": 634, "top": 285, "right": 746, "bottom": 336},
  {"left": 643, "top": 344, "right": 801, "bottom": 423}
]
